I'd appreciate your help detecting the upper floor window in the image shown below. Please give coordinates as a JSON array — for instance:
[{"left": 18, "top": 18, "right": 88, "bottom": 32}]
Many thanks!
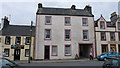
[
  {"left": 65, "top": 17, "right": 71, "bottom": 25},
  {"left": 5, "top": 36, "right": 11, "bottom": 45},
  {"left": 118, "top": 22, "right": 120, "bottom": 30},
  {"left": 118, "top": 32, "right": 120, "bottom": 41},
  {"left": 65, "top": 29, "right": 71, "bottom": 41},
  {"left": 15, "top": 37, "right": 21, "bottom": 45},
  {"left": 65, "top": 45, "right": 71, "bottom": 56},
  {"left": 25, "top": 37, "right": 31, "bottom": 45},
  {"left": 101, "top": 32, "right": 106, "bottom": 41},
  {"left": 110, "top": 32, "right": 115, "bottom": 41},
  {"left": 45, "top": 29, "right": 51, "bottom": 40},
  {"left": 100, "top": 21, "right": 105, "bottom": 29},
  {"left": 82, "top": 18, "right": 88, "bottom": 26},
  {"left": 45, "top": 16, "right": 51, "bottom": 25},
  {"left": 83, "top": 30, "right": 89, "bottom": 40}
]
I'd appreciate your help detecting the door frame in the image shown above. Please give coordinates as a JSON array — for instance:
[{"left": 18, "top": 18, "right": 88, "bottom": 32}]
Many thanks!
[
  {"left": 44, "top": 45, "right": 50, "bottom": 59},
  {"left": 14, "top": 49, "right": 20, "bottom": 60}
]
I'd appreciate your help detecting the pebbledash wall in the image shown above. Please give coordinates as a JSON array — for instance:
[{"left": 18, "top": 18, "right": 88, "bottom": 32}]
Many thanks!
[{"left": 35, "top": 3, "right": 95, "bottom": 60}]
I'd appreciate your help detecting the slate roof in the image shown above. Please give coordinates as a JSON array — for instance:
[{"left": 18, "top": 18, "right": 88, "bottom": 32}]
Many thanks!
[
  {"left": 0, "top": 25, "right": 35, "bottom": 36},
  {"left": 36, "top": 7, "right": 94, "bottom": 17}
]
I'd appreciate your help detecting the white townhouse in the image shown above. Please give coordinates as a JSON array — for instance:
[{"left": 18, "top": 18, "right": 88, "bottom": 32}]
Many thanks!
[
  {"left": 95, "top": 12, "right": 120, "bottom": 56},
  {"left": 35, "top": 3, "right": 95, "bottom": 60}
]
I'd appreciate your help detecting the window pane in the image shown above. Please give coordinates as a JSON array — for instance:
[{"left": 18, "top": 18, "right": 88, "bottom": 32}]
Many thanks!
[
  {"left": 52, "top": 46, "right": 57, "bottom": 56},
  {"left": 65, "top": 17, "right": 70, "bottom": 24},
  {"left": 119, "top": 32, "right": 120, "bottom": 41},
  {"left": 4, "top": 49, "right": 9, "bottom": 57},
  {"left": 118, "top": 22, "right": 120, "bottom": 30},
  {"left": 15, "top": 37, "right": 21, "bottom": 44},
  {"left": 65, "top": 45, "right": 71, "bottom": 55},
  {"left": 46, "top": 16, "right": 51, "bottom": 24},
  {"left": 101, "top": 32, "right": 106, "bottom": 40},
  {"left": 65, "top": 30, "right": 70, "bottom": 39},
  {"left": 110, "top": 32, "right": 115, "bottom": 41},
  {"left": 5, "top": 36, "right": 11, "bottom": 45},
  {"left": 45, "top": 29, "right": 51, "bottom": 39},
  {"left": 25, "top": 37, "right": 31, "bottom": 45},
  {"left": 102, "top": 45, "right": 108, "bottom": 53},
  {"left": 83, "top": 30, "right": 88, "bottom": 40},
  {"left": 82, "top": 18, "right": 88, "bottom": 25},
  {"left": 25, "top": 49, "right": 29, "bottom": 57},
  {"left": 100, "top": 21, "right": 105, "bottom": 29}
]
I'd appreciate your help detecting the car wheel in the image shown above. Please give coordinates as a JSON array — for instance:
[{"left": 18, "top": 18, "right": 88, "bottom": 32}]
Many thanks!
[{"left": 104, "top": 58, "right": 107, "bottom": 61}]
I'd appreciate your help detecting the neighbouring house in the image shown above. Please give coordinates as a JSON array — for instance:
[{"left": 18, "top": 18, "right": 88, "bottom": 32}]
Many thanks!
[
  {"left": 35, "top": 3, "right": 95, "bottom": 60},
  {"left": 95, "top": 12, "right": 120, "bottom": 56},
  {"left": 0, "top": 16, "right": 35, "bottom": 60}
]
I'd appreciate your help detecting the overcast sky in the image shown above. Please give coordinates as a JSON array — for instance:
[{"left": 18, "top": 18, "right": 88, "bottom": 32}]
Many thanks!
[{"left": 0, "top": 1, "right": 119, "bottom": 25}]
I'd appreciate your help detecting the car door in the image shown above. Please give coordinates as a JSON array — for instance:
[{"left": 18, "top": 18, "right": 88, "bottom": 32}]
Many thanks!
[{"left": 111, "top": 59, "right": 119, "bottom": 68}]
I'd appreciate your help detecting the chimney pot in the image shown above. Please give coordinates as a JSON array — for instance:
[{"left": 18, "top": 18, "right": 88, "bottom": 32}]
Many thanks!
[
  {"left": 38, "top": 3, "right": 42, "bottom": 8},
  {"left": 71, "top": 5, "right": 76, "bottom": 10}
]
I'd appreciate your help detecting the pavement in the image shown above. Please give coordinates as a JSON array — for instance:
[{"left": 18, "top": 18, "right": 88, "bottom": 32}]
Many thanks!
[{"left": 15, "top": 58, "right": 97, "bottom": 64}]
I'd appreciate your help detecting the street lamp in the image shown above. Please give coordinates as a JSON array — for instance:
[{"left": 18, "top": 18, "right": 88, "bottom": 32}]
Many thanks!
[{"left": 28, "top": 21, "right": 33, "bottom": 63}]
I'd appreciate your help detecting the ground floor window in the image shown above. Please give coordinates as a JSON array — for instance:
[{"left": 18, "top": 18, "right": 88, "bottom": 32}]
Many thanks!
[
  {"left": 110, "top": 44, "right": 116, "bottom": 51},
  {"left": 101, "top": 44, "right": 108, "bottom": 54},
  {"left": 51, "top": 46, "right": 57, "bottom": 56},
  {"left": 25, "top": 49, "right": 29, "bottom": 57},
  {"left": 4, "top": 49, "right": 10, "bottom": 57},
  {"left": 65, "top": 45, "right": 71, "bottom": 56}
]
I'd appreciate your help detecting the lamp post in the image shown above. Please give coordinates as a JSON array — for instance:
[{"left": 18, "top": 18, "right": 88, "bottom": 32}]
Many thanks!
[{"left": 28, "top": 21, "right": 33, "bottom": 63}]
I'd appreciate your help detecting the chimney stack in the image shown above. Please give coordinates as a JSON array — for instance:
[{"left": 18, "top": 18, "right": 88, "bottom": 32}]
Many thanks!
[
  {"left": 71, "top": 5, "right": 76, "bottom": 10},
  {"left": 38, "top": 3, "right": 42, "bottom": 8},
  {"left": 84, "top": 5, "right": 92, "bottom": 14}
]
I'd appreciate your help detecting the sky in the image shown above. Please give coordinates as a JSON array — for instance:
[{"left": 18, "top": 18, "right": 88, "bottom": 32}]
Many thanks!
[{"left": 0, "top": 0, "right": 120, "bottom": 25}]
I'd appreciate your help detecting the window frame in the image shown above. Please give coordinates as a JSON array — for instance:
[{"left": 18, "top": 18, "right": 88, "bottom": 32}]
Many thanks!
[
  {"left": 83, "top": 30, "right": 89, "bottom": 41},
  {"left": 65, "top": 17, "right": 71, "bottom": 26},
  {"left": 100, "top": 21, "right": 105, "bottom": 29},
  {"left": 45, "top": 16, "right": 52, "bottom": 25},
  {"left": 5, "top": 36, "right": 11, "bottom": 45},
  {"left": 44, "top": 29, "right": 51, "bottom": 40},
  {"left": 101, "top": 44, "right": 108, "bottom": 54},
  {"left": 101, "top": 32, "right": 106, "bottom": 41},
  {"left": 65, "top": 29, "right": 71, "bottom": 41},
  {"left": 82, "top": 18, "right": 88, "bottom": 26},
  {"left": 15, "top": 37, "right": 21, "bottom": 45},
  {"left": 4, "top": 49, "right": 10, "bottom": 57},
  {"left": 51, "top": 45, "right": 58, "bottom": 56},
  {"left": 25, "top": 49, "right": 29, "bottom": 57},
  {"left": 118, "top": 22, "right": 120, "bottom": 30},
  {"left": 25, "top": 37, "right": 31, "bottom": 45},
  {"left": 110, "top": 32, "right": 115, "bottom": 41},
  {"left": 64, "top": 45, "right": 71, "bottom": 56}
]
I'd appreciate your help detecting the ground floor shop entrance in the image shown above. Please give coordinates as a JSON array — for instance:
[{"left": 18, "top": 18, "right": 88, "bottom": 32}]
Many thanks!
[{"left": 79, "top": 44, "right": 92, "bottom": 58}]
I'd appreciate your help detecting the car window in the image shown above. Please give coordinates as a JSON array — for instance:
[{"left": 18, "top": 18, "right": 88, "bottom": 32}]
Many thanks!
[
  {"left": 112, "top": 59, "right": 118, "bottom": 66},
  {"left": 2, "top": 59, "right": 16, "bottom": 67},
  {"left": 104, "top": 59, "right": 112, "bottom": 64}
]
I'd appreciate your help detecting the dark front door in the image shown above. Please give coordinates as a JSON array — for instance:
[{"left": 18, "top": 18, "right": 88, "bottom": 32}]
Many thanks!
[
  {"left": 14, "top": 49, "right": 20, "bottom": 60},
  {"left": 44, "top": 46, "right": 50, "bottom": 59}
]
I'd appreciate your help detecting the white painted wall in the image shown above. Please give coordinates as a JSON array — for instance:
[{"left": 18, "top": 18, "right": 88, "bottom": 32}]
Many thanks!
[{"left": 35, "top": 15, "right": 95, "bottom": 60}]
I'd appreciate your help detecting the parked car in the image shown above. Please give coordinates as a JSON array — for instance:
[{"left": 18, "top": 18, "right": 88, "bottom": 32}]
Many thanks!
[
  {"left": 103, "top": 57, "right": 120, "bottom": 68},
  {"left": 1, "top": 58, "right": 20, "bottom": 68},
  {"left": 97, "top": 51, "right": 119, "bottom": 61}
]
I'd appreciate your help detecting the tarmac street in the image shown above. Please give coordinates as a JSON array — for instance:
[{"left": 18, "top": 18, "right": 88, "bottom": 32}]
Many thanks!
[{"left": 15, "top": 59, "right": 104, "bottom": 68}]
